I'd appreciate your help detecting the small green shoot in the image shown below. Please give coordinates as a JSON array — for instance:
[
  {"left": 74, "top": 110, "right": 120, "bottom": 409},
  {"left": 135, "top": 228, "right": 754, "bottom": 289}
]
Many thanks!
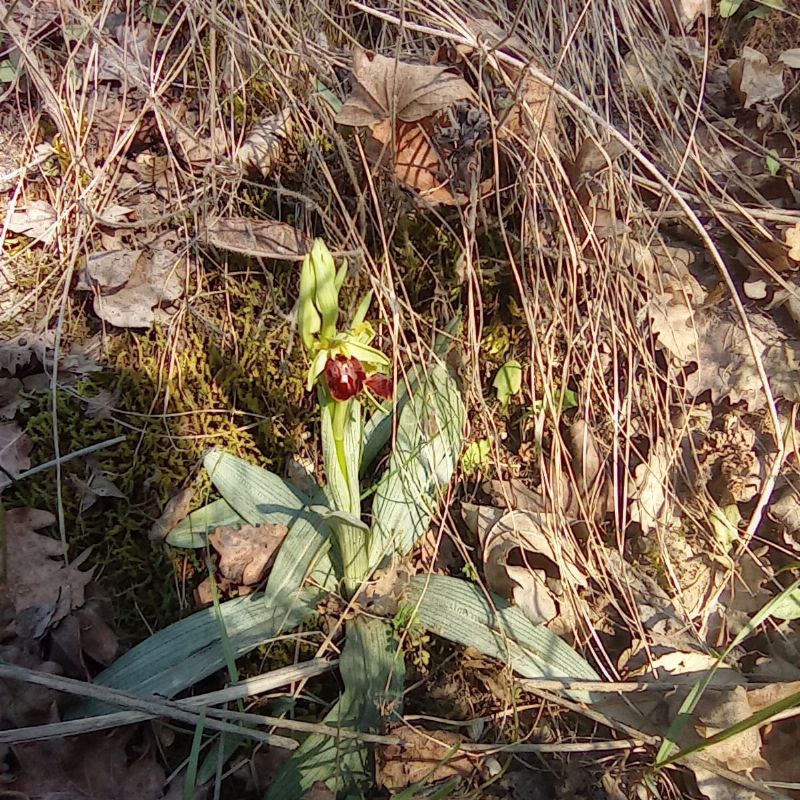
[
  {"left": 493, "top": 359, "right": 522, "bottom": 408},
  {"left": 719, "top": 0, "right": 744, "bottom": 16},
  {"left": 709, "top": 503, "right": 740, "bottom": 553},
  {"left": 532, "top": 387, "right": 578, "bottom": 416},
  {"left": 461, "top": 438, "right": 492, "bottom": 476},
  {"left": 766, "top": 150, "right": 780, "bottom": 176}
]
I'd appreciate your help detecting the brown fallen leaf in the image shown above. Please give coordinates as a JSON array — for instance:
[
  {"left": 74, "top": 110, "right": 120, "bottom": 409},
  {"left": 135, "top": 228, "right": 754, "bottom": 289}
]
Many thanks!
[
  {"left": 336, "top": 47, "right": 475, "bottom": 127},
  {"left": 4, "top": 199, "right": 58, "bottom": 244},
  {"left": 4, "top": 507, "right": 94, "bottom": 638},
  {"left": 729, "top": 47, "right": 785, "bottom": 110},
  {"left": 659, "top": 0, "right": 710, "bottom": 31},
  {"left": 0, "top": 638, "right": 61, "bottom": 728},
  {"left": 205, "top": 216, "right": 312, "bottom": 260},
  {"left": 209, "top": 523, "right": 288, "bottom": 585},
  {"left": 376, "top": 726, "right": 473, "bottom": 790},
  {"left": 459, "top": 18, "right": 556, "bottom": 152},
  {"left": 0, "top": 421, "right": 31, "bottom": 491},
  {"left": 784, "top": 222, "right": 800, "bottom": 262},
  {"left": 369, "top": 119, "right": 460, "bottom": 205},
  {"left": 0, "top": 377, "right": 23, "bottom": 419},
  {"left": 149, "top": 486, "right": 194, "bottom": 541},
  {"left": 236, "top": 108, "right": 294, "bottom": 178},
  {"left": 462, "top": 505, "right": 586, "bottom": 626},
  {"left": 10, "top": 728, "right": 165, "bottom": 800},
  {"left": 76, "top": 236, "right": 188, "bottom": 328}
]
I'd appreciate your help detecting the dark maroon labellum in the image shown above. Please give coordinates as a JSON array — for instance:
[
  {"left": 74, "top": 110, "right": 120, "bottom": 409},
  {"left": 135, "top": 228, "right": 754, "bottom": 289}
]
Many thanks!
[
  {"left": 365, "top": 373, "right": 393, "bottom": 400},
  {"left": 324, "top": 355, "right": 366, "bottom": 401}
]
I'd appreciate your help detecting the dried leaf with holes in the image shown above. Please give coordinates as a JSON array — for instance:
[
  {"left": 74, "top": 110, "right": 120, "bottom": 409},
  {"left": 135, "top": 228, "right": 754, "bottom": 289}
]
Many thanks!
[
  {"left": 205, "top": 216, "right": 312, "bottom": 259},
  {"left": 4, "top": 200, "right": 57, "bottom": 244},
  {"left": 336, "top": 47, "right": 475, "bottom": 127},
  {"left": 4, "top": 507, "right": 94, "bottom": 638},
  {"left": 729, "top": 47, "right": 785, "bottom": 109},
  {"left": 236, "top": 109, "right": 294, "bottom": 177},
  {"left": 209, "top": 523, "right": 288, "bottom": 585},
  {"left": 376, "top": 726, "right": 473, "bottom": 790}
]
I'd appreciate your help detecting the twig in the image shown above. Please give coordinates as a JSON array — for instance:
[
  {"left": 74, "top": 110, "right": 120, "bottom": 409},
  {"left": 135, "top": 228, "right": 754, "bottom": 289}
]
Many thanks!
[{"left": 12, "top": 435, "right": 127, "bottom": 482}]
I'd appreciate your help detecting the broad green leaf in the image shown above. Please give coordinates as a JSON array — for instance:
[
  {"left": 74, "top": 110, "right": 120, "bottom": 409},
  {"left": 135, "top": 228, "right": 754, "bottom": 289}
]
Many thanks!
[
  {"left": 405, "top": 575, "right": 599, "bottom": 699},
  {"left": 266, "top": 616, "right": 405, "bottom": 798},
  {"left": 461, "top": 438, "right": 491, "bottom": 476},
  {"left": 493, "top": 359, "right": 522, "bottom": 407},
  {"left": 370, "top": 365, "right": 465, "bottom": 571},
  {"left": 166, "top": 498, "right": 244, "bottom": 548},
  {"left": 203, "top": 450, "right": 308, "bottom": 526},
  {"left": 362, "top": 317, "right": 461, "bottom": 471},
  {"left": 766, "top": 149, "right": 780, "bottom": 176},
  {"left": 74, "top": 588, "right": 320, "bottom": 717},
  {"left": 719, "top": 0, "right": 744, "bottom": 16}
]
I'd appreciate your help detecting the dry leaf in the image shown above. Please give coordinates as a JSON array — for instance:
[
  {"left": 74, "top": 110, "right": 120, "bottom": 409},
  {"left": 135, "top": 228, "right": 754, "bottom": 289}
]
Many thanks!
[
  {"left": 149, "top": 487, "right": 194, "bottom": 541},
  {"left": 369, "top": 119, "right": 459, "bottom": 205},
  {"left": 209, "top": 523, "right": 288, "bottom": 585},
  {"left": 0, "top": 377, "right": 23, "bottom": 419},
  {"left": 10, "top": 729, "right": 165, "bottom": 800},
  {"left": 0, "top": 421, "right": 31, "bottom": 491},
  {"left": 728, "top": 47, "right": 785, "bottom": 109},
  {"left": 336, "top": 47, "right": 475, "bottom": 127},
  {"left": 236, "top": 109, "right": 294, "bottom": 177},
  {"left": 784, "top": 223, "right": 800, "bottom": 262},
  {"left": 205, "top": 216, "right": 312, "bottom": 260},
  {"left": 468, "top": 507, "right": 586, "bottom": 626},
  {"left": 5, "top": 200, "right": 57, "bottom": 244},
  {"left": 77, "top": 238, "right": 188, "bottom": 328},
  {"left": 4, "top": 507, "right": 94, "bottom": 637},
  {"left": 659, "top": 0, "right": 710, "bottom": 30},
  {"left": 630, "top": 440, "right": 674, "bottom": 533},
  {"left": 376, "top": 726, "right": 473, "bottom": 790},
  {"left": 778, "top": 48, "right": 800, "bottom": 69}
]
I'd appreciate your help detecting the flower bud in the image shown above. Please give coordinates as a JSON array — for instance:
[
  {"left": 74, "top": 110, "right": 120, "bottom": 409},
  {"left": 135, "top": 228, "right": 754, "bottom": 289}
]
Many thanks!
[{"left": 310, "top": 239, "right": 339, "bottom": 340}]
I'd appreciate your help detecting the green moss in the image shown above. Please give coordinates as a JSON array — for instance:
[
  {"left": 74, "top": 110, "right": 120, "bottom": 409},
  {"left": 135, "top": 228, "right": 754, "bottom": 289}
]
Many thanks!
[{"left": 6, "top": 271, "right": 313, "bottom": 644}]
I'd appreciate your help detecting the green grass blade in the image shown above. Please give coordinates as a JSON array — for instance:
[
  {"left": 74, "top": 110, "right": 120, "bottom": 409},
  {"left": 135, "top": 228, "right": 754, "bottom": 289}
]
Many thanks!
[
  {"left": 655, "top": 575, "right": 800, "bottom": 765},
  {"left": 662, "top": 687, "right": 800, "bottom": 766},
  {"left": 265, "top": 616, "right": 405, "bottom": 798},
  {"left": 406, "top": 575, "right": 599, "bottom": 698},
  {"left": 369, "top": 365, "right": 465, "bottom": 571}
]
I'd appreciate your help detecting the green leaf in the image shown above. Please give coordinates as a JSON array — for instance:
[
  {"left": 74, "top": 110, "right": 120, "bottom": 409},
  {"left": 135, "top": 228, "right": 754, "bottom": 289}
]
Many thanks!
[
  {"left": 166, "top": 498, "right": 244, "bottom": 548},
  {"left": 766, "top": 149, "right": 781, "bottom": 176},
  {"left": 493, "top": 359, "right": 522, "bottom": 407},
  {"left": 265, "top": 616, "right": 405, "bottom": 798},
  {"left": 769, "top": 586, "right": 800, "bottom": 620},
  {"left": 362, "top": 316, "right": 461, "bottom": 471},
  {"left": 370, "top": 365, "right": 465, "bottom": 571},
  {"left": 73, "top": 589, "right": 321, "bottom": 717},
  {"left": 719, "top": 0, "right": 745, "bottom": 16},
  {"left": 315, "top": 79, "right": 343, "bottom": 114},
  {"left": 0, "top": 59, "right": 19, "bottom": 83},
  {"left": 203, "top": 450, "right": 308, "bottom": 526},
  {"left": 320, "top": 396, "right": 363, "bottom": 517},
  {"left": 461, "top": 438, "right": 491, "bottom": 477},
  {"left": 405, "top": 574, "right": 599, "bottom": 699}
]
